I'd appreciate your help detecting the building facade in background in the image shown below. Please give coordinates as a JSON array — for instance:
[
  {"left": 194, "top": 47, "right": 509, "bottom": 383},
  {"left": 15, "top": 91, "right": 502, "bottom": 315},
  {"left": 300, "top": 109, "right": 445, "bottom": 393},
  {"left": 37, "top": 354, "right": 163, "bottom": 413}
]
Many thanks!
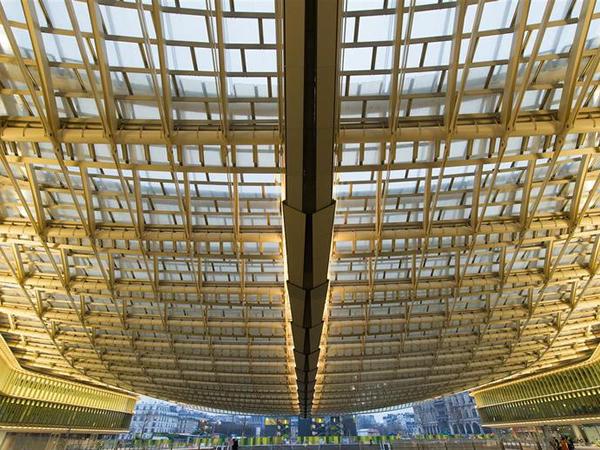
[
  {"left": 383, "top": 412, "right": 418, "bottom": 436},
  {"left": 126, "top": 399, "right": 204, "bottom": 439},
  {"left": 178, "top": 412, "right": 202, "bottom": 435},
  {"left": 126, "top": 395, "right": 482, "bottom": 441},
  {"left": 414, "top": 392, "right": 483, "bottom": 435},
  {"left": 128, "top": 401, "right": 178, "bottom": 438}
]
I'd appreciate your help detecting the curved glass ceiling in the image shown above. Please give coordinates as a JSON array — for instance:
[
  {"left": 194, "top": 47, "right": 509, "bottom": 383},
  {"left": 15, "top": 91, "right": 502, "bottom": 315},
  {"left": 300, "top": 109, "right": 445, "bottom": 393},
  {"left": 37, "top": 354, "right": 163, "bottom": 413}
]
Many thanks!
[{"left": 0, "top": 0, "right": 598, "bottom": 415}]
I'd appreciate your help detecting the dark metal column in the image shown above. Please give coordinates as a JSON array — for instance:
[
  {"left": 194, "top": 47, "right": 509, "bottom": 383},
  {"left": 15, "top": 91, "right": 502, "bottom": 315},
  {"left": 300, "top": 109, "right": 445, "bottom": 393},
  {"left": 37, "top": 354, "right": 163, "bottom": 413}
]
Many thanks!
[{"left": 283, "top": 0, "right": 340, "bottom": 417}]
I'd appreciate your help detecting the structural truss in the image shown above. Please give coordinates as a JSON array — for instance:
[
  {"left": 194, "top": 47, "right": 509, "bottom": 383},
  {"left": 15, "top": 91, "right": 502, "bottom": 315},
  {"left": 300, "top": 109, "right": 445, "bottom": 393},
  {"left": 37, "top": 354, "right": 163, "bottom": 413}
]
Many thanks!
[{"left": 0, "top": 0, "right": 599, "bottom": 416}]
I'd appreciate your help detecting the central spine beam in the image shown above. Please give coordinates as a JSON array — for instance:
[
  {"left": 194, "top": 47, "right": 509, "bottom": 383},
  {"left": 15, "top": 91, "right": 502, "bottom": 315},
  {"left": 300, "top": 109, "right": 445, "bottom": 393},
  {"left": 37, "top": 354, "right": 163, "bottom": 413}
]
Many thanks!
[{"left": 283, "top": 0, "right": 340, "bottom": 416}]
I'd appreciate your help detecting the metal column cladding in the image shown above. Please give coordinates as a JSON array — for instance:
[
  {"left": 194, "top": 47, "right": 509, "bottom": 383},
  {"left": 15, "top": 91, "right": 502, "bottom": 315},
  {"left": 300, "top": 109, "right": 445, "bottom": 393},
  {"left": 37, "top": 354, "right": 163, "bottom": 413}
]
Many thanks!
[{"left": 283, "top": 0, "right": 340, "bottom": 417}]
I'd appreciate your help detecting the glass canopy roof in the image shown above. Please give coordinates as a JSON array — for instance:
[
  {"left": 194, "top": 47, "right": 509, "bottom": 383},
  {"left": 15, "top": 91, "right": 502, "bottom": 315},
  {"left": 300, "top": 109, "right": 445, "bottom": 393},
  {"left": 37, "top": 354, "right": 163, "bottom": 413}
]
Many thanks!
[{"left": 0, "top": 0, "right": 598, "bottom": 415}]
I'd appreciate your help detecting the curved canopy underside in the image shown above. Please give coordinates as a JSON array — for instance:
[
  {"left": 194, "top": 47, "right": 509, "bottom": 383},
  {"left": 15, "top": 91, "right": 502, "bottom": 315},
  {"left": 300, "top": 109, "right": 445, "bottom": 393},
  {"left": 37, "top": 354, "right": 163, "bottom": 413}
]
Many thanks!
[{"left": 0, "top": 0, "right": 599, "bottom": 415}]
